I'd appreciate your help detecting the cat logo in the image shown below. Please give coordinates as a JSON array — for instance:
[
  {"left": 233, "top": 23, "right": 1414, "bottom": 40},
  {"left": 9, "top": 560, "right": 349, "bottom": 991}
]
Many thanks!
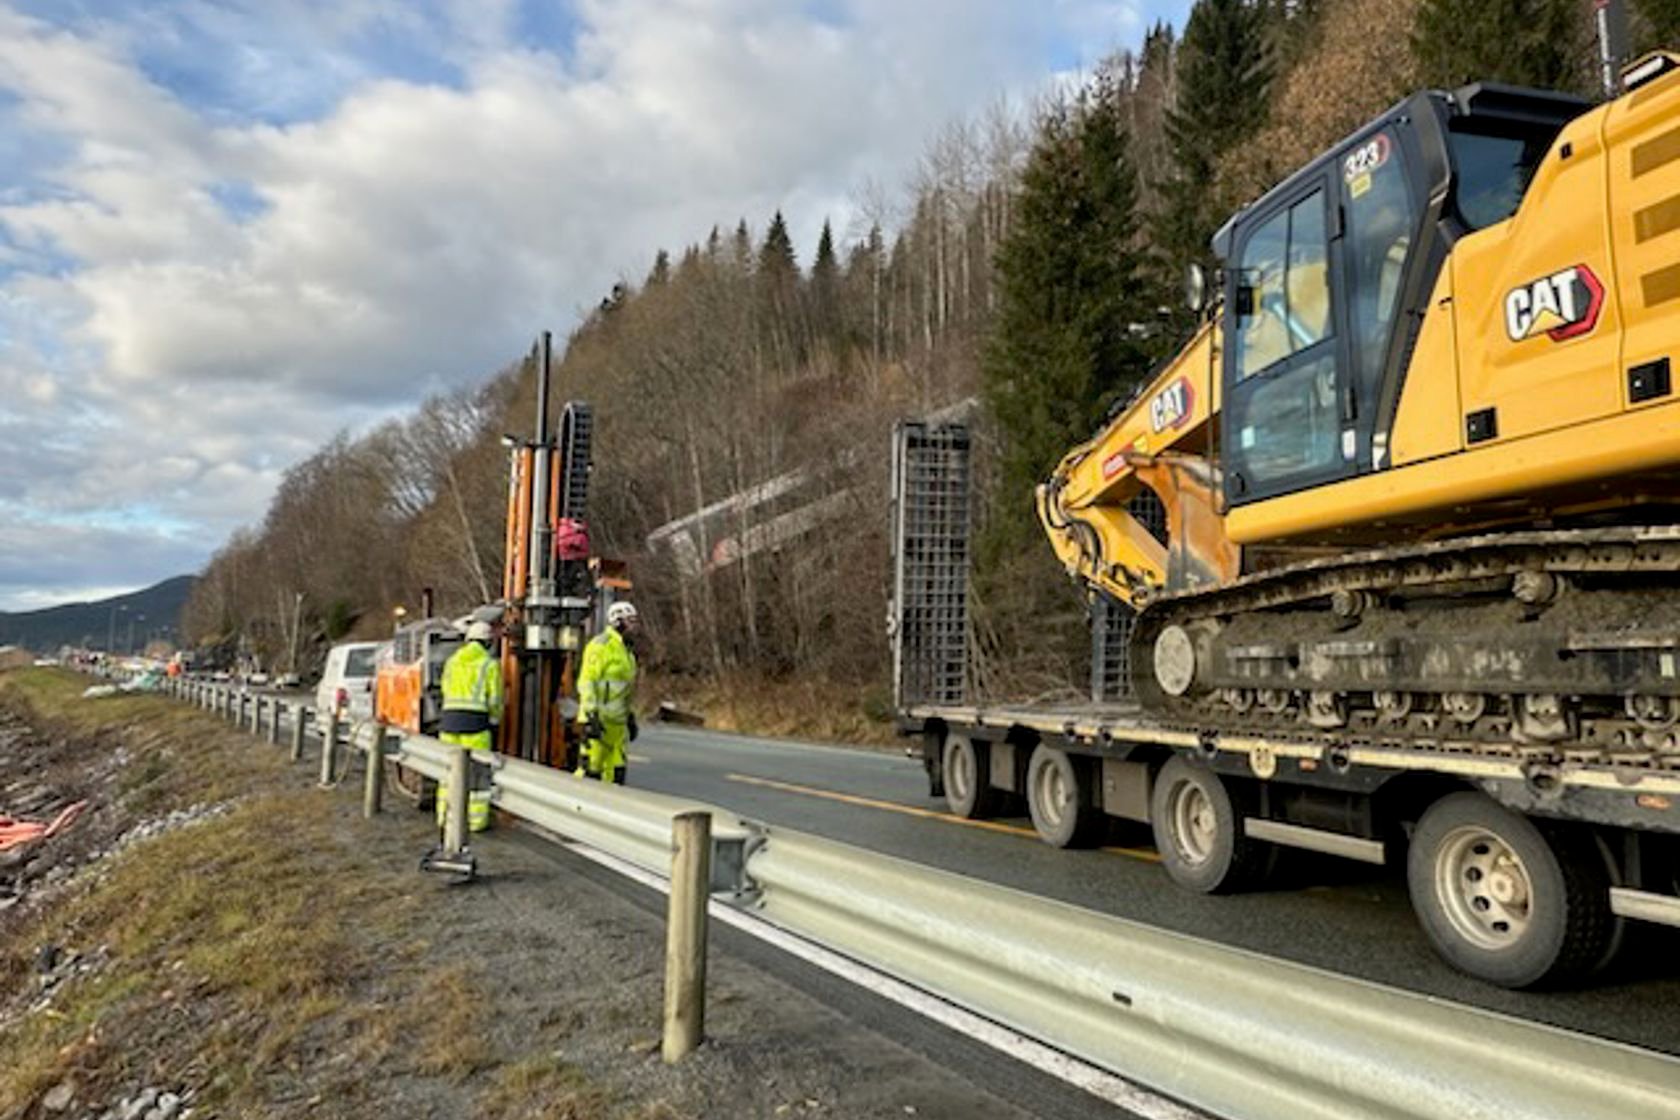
[
  {"left": 1504, "top": 264, "right": 1604, "bottom": 343},
  {"left": 1149, "top": 376, "right": 1195, "bottom": 433}
]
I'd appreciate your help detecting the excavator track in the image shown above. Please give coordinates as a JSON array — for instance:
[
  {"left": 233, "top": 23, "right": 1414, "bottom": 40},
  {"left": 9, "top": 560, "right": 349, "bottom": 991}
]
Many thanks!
[{"left": 1130, "top": 527, "right": 1680, "bottom": 769}]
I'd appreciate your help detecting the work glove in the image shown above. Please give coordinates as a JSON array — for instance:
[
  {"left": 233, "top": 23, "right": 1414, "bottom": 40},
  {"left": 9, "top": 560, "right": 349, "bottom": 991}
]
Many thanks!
[
  {"left": 628, "top": 714, "right": 639, "bottom": 742},
  {"left": 581, "top": 713, "right": 605, "bottom": 742}
]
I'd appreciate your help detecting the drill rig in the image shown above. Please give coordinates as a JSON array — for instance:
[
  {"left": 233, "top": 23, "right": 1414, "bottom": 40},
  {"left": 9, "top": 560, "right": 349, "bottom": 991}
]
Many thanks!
[
  {"left": 1039, "top": 54, "right": 1680, "bottom": 761},
  {"left": 499, "top": 331, "right": 595, "bottom": 770}
]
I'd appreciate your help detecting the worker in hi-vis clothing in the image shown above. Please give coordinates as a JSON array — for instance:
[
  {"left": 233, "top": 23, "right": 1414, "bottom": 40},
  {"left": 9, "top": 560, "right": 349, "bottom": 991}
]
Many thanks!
[
  {"left": 576, "top": 601, "right": 639, "bottom": 784},
  {"left": 438, "top": 619, "right": 503, "bottom": 832}
]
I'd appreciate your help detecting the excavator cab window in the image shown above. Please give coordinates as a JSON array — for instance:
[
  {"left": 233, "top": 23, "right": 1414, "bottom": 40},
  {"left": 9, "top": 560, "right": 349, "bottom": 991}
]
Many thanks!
[
  {"left": 1225, "top": 184, "right": 1343, "bottom": 499},
  {"left": 1447, "top": 125, "right": 1552, "bottom": 230}
]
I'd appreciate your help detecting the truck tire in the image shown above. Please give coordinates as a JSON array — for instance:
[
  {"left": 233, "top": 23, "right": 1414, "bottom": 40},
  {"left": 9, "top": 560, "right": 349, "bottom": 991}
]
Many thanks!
[
  {"left": 1026, "top": 745, "right": 1105, "bottom": 848},
  {"left": 1407, "top": 792, "right": 1618, "bottom": 989},
  {"left": 942, "top": 734, "right": 997, "bottom": 820},
  {"left": 1150, "top": 756, "right": 1271, "bottom": 893}
]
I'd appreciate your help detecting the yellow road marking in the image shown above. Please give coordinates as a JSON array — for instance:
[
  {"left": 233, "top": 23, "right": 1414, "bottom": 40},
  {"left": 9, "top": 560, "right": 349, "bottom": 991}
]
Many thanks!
[{"left": 724, "top": 772, "right": 1161, "bottom": 863}]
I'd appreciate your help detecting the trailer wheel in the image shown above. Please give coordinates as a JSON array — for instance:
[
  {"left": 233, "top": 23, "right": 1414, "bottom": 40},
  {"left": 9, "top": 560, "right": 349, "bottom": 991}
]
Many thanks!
[
  {"left": 1150, "top": 756, "right": 1271, "bottom": 893},
  {"left": 942, "top": 734, "right": 996, "bottom": 820},
  {"left": 1026, "top": 746, "right": 1105, "bottom": 848},
  {"left": 1407, "top": 793, "right": 1617, "bottom": 988}
]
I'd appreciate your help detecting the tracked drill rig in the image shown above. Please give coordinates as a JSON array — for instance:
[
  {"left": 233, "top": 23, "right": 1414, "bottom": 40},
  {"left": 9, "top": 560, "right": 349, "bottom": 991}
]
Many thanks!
[{"left": 1039, "top": 54, "right": 1680, "bottom": 761}]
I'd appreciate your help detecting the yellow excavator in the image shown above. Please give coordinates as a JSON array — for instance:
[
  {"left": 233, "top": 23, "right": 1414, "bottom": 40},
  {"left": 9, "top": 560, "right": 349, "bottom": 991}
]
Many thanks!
[{"left": 1039, "top": 52, "right": 1680, "bottom": 754}]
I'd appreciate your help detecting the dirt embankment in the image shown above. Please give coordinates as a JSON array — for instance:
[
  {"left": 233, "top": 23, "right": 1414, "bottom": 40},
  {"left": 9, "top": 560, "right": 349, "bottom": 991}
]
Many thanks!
[{"left": 0, "top": 669, "right": 1023, "bottom": 1120}]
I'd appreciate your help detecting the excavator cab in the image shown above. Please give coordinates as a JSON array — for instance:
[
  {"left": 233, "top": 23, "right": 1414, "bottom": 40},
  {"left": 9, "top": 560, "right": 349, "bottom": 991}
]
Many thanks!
[{"left": 1213, "top": 85, "right": 1589, "bottom": 508}]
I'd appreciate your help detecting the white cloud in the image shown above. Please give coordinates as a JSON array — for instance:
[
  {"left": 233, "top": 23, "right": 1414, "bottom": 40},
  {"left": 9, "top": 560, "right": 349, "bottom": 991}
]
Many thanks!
[{"left": 0, "top": 0, "right": 1182, "bottom": 610}]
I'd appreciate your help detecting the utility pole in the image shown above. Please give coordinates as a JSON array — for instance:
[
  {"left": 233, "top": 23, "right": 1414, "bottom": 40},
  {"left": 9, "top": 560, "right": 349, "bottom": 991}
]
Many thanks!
[
  {"left": 288, "top": 590, "right": 304, "bottom": 675},
  {"left": 107, "top": 604, "right": 127, "bottom": 654}
]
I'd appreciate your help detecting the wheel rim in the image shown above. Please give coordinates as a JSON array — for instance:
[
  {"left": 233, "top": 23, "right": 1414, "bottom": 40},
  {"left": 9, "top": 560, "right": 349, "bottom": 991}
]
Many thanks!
[
  {"left": 1034, "top": 758, "right": 1070, "bottom": 828},
  {"left": 946, "top": 741, "right": 973, "bottom": 804},
  {"left": 1167, "top": 781, "right": 1218, "bottom": 865},
  {"left": 1433, "top": 825, "right": 1534, "bottom": 950}
]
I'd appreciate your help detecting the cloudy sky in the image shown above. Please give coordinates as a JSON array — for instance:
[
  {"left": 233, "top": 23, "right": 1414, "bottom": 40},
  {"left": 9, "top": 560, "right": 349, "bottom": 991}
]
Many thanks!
[{"left": 0, "top": 0, "right": 1189, "bottom": 612}]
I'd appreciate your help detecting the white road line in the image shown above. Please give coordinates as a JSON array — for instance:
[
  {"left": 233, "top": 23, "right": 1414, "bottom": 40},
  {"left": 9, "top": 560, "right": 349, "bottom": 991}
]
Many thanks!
[{"left": 536, "top": 826, "right": 1207, "bottom": 1120}]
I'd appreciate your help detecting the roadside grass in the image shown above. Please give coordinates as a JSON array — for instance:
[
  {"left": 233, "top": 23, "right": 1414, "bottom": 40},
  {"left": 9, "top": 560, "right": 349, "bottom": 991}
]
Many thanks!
[
  {"left": 0, "top": 669, "right": 633, "bottom": 1118},
  {"left": 653, "top": 669, "right": 898, "bottom": 747}
]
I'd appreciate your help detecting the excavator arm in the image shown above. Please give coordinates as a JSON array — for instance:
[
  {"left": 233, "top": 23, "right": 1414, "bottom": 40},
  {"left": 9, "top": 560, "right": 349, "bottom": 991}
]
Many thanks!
[{"left": 1036, "top": 321, "right": 1241, "bottom": 609}]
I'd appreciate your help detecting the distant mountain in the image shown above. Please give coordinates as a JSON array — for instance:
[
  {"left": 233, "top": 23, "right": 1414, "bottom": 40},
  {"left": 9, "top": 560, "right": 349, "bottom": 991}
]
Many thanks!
[{"left": 0, "top": 575, "right": 196, "bottom": 655}]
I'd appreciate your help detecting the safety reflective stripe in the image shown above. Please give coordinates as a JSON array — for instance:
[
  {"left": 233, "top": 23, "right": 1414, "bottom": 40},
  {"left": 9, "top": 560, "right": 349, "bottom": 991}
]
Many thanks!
[{"left": 583, "top": 679, "right": 631, "bottom": 719}]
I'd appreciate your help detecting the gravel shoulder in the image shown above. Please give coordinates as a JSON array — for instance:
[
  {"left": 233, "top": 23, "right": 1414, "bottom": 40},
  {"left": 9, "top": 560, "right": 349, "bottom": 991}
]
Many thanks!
[{"left": 0, "top": 669, "right": 1039, "bottom": 1120}]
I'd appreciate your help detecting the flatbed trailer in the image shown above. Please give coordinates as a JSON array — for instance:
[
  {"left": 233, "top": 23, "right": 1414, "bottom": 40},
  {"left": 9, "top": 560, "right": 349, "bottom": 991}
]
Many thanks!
[{"left": 890, "top": 420, "right": 1680, "bottom": 987}]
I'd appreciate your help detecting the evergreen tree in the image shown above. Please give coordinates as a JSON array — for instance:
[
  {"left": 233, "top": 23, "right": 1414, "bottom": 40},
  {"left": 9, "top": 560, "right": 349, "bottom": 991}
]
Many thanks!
[
  {"left": 1412, "top": 0, "right": 1589, "bottom": 93},
  {"left": 758, "top": 210, "right": 799, "bottom": 281},
  {"left": 810, "top": 219, "right": 841, "bottom": 341},
  {"left": 1156, "top": 0, "right": 1274, "bottom": 315},
  {"left": 983, "top": 73, "right": 1155, "bottom": 513},
  {"left": 1638, "top": 0, "right": 1680, "bottom": 50},
  {"left": 732, "top": 219, "right": 754, "bottom": 274},
  {"left": 646, "top": 248, "right": 671, "bottom": 288}
]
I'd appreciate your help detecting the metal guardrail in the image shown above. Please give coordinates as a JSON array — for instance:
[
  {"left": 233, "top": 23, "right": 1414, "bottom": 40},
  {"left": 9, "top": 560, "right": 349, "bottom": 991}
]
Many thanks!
[
  {"left": 154, "top": 673, "right": 1680, "bottom": 1120},
  {"left": 746, "top": 828, "right": 1680, "bottom": 1120}
]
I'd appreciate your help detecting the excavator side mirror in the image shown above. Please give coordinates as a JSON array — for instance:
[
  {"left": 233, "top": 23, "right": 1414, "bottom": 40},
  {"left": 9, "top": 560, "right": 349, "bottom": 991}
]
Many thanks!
[{"left": 1184, "top": 262, "right": 1208, "bottom": 314}]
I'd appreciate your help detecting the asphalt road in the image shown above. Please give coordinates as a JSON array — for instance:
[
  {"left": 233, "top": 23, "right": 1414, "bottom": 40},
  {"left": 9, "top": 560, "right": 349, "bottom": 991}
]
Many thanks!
[{"left": 626, "top": 723, "right": 1680, "bottom": 1057}]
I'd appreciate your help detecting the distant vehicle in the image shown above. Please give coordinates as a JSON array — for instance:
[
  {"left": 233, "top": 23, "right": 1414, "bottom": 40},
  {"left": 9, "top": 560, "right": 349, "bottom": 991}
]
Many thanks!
[
  {"left": 32, "top": 658, "right": 60, "bottom": 667},
  {"left": 274, "top": 672, "right": 300, "bottom": 689},
  {"left": 315, "top": 641, "right": 384, "bottom": 725},
  {"left": 211, "top": 669, "right": 231, "bottom": 682},
  {"left": 248, "top": 671, "right": 270, "bottom": 687}
]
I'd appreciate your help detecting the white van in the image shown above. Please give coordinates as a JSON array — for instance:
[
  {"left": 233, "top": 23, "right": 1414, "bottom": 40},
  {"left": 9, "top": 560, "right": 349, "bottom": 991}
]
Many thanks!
[{"left": 315, "top": 641, "right": 384, "bottom": 724}]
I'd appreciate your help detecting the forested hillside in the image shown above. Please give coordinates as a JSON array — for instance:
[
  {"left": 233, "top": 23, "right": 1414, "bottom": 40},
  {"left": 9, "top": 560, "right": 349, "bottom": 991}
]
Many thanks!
[
  {"left": 182, "top": 0, "right": 1680, "bottom": 727},
  {"left": 2, "top": 577, "right": 194, "bottom": 655}
]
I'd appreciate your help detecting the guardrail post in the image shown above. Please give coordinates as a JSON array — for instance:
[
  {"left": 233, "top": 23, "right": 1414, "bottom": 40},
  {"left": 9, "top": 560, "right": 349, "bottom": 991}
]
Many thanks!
[
  {"left": 249, "top": 694, "right": 261, "bottom": 734},
  {"left": 320, "top": 710, "right": 340, "bottom": 786},
  {"left": 290, "top": 707, "right": 307, "bottom": 763},
  {"left": 268, "top": 700, "right": 283, "bottom": 745},
  {"left": 443, "top": 745, "right": 469, "bottom": 855},
  {"left": 223, "top": 688, "right": 234, "bottom": 720},
  {"left": 662, "top": 810, "right": 712, "bottom": 1063},
  {"left": 363, "top": 729, "right": 387, "bottom": 818}
]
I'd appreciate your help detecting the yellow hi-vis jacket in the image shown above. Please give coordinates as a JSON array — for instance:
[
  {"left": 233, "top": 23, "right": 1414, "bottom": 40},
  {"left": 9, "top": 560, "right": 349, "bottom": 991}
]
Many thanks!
[
  {"left": 577, "top": 627, "right": 636, "bottom": 725},
  {"left": 439, "top": 640, "right": 504, "bottom": 735}
]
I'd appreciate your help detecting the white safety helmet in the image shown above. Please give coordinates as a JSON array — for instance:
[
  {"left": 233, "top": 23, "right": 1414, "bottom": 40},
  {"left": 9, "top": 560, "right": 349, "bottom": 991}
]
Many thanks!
[
  {"left": 606, "top": 601, "right": 639, "bottom": 628},
  {"left": 466, "top": 620, "right": 495, "bottom": 643}
]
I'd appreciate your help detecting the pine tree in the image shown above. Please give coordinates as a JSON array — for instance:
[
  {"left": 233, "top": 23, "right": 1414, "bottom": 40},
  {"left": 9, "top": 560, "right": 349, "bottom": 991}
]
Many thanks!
[
  {"left": 758, "top": 211, "right": 802, "bottom": 368},
  {"left": 810, "top": 219, "right": 841, "bottom": 342},
  {"left": 758, "top": 211, "right": 798, "bottom": 281},
  {"left": 983, "top": 73, "right": 1155, "bottom": 512},
  {"left": 732, "top": 219, "right": 754, "bottom": 274},
  {"left": 1156, "top": 0, "right": 1274, "bottom": 317},
  {"left": 1638, "top": 0, "right": 1680, "bottom": 50},
  {"left": 1412, "top": 0, "right": 1590, "bottom": 93},
  {"left": 646, "top": 249, "right": 671, "bottom": 287}
]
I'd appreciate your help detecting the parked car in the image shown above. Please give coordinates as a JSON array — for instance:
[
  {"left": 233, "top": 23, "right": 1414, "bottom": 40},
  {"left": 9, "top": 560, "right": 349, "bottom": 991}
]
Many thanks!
[{"left": 315, "top": 641, "right": 384, "bottom": 724}]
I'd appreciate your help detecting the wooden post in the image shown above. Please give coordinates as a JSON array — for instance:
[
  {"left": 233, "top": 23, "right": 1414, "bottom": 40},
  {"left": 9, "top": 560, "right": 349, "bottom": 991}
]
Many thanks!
[
  {"left": 443, "top": 745, "right": 470, "bottom": 855},
  {"left": 662, "top": 810, "right": 712, "bottom": 1063},
  {"left": 320, "top": 710, "right": 339, "bottom": 786},
  {"left": 290, "top": 707, "right": 307, "bottom": 763},
  {"left": 363, "top": 730, "right": 386, "bottom": 818},
  {"left": 268, "top": 700, "right": 282, "bottom": 745},
  {"left": 248, "top": 695, "right": 261, "bottom": 734}
]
